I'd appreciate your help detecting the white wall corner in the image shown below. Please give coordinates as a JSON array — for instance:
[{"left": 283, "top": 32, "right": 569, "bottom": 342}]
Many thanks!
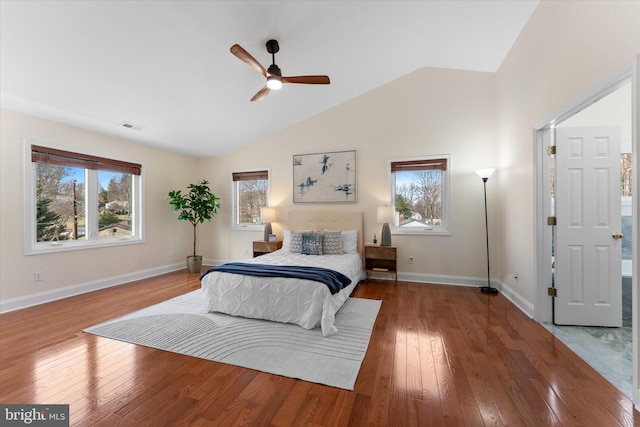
[{"left": 493, "top": 280, "right": 535, "bottom": 318}]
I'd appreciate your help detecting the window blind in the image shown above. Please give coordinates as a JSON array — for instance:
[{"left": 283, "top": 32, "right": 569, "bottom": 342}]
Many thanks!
[
  {"left": 390, "top": 158, "right": 447, "bottom": 172},
  {"left": 31, "top": 145, "right": 142, "bottom": 175},
  {"left": 232, "top": 170, "right": 268, "bottom": 181}
]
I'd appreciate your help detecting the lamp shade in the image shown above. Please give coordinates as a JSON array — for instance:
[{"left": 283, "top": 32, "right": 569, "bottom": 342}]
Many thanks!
[
  {"left": 377, "top": 206, "right": 395, "bottom": 224},
  {"left": 260, "top": 207, "right": 276, "bottom": 223},
  {"left": 475, "top": 168, "right": 495, "bottom": 180}
]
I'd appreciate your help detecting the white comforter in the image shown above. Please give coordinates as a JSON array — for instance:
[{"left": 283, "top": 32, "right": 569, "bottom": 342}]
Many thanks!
[{"left": 200, "top": 250, "right": 364, "bottom": 336}]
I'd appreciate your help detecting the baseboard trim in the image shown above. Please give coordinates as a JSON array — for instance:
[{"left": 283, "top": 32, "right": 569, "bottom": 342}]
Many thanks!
[
  {"left": 495, "top": 281, "right": 535, "bottom": 318},
  {"left": 0, "top": 262, "right": 186, "bottom": 314},
  {"left": 397, "top": 272, "right": 534, "bottom": 318},
  {"left": 398, "top": 271, "right": 487, "bottom": 287},
  {"left": 1, "top": 263, "right": 535, "bottom": 320}
]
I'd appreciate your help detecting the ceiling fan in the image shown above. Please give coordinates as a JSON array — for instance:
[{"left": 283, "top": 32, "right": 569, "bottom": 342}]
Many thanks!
[{"left": 230, "top": 39, "right": 330, "bottom": 102}]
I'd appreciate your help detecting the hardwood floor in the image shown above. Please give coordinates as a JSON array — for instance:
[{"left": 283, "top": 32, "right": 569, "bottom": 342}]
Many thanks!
[{"left": 1, "top": 271, "right": 638, "bottom": 426}]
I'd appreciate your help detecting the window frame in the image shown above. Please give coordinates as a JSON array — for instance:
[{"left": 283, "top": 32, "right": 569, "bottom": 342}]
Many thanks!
[
  {"left": 387, "top": 154, "right": 452, "bottom": 236},
  {"left": 230, "top": 168, "right": 271, "bottom": 231},
  {"left": 24, "top": 140, "right": 145, "bottom": 255}
]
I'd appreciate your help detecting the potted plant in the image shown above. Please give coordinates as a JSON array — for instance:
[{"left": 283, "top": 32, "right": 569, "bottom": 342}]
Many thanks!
[{"left": 168, "top": 179, "right": 221, "bottom": 274}]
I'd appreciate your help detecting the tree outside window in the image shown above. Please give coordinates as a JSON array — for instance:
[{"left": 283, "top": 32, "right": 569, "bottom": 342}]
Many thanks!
[
  {"left": 389, "top": 156, "right": 451, "bottom": 234},
  {"left": 231, "top": 170, "right": 269, "bottom": 229},
  {"left": 27, "top": 143, "right": 143, "bottom": 254},
  {"left": 621, "top": 153, "right": 632, "bottom": 197}
]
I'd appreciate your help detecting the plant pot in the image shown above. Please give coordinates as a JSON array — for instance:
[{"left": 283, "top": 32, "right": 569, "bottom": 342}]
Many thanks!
[{"left": 187, "top": 255, "right": 203, "bottom": 274}]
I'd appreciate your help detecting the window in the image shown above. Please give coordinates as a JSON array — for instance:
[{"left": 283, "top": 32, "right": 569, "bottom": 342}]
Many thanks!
[
  {"left": 387, "top": 155, "right": 451, "bottom": 235},
  {"left": 25, "top": 142, "right": 144, "bottom": 254},
  {"left": 621, "top": 152, "right": 632, "bottom": 197},
  {"left": 231, "top": 169, "right": 270, "bottom": 230}
]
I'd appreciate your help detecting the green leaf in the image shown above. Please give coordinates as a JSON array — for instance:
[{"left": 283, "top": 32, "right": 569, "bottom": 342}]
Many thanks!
[{"left": 168, "top": 179, "right": 221, "bottom": 257}]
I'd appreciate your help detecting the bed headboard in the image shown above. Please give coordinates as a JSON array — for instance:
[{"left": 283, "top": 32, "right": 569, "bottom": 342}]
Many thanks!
[{"left": 287, "top": 210, "right": 364, "bottom": 254}]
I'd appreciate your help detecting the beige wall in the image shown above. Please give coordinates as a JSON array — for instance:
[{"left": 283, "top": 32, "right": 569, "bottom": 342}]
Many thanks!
[
  {"left": 1, "top": 66, "right": 499, "bottom": 308},
  {"left": 199, "top": 66, "right": 499, "bottom": 280},
  {"left": 0, "top": 108, "right": 199, "bottom": 302},
  {"left": 495, "top": 0, "right": 640, "bottom": 303},
  {"left": 2, "top": 0, "right": 638, "bottom": 315}
]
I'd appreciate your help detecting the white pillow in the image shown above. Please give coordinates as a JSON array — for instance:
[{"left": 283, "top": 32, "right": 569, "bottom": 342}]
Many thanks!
[
  {"left": 342, "top": 229, "right": 358, "bottom": 254},
  {"left": 282, "top": 229, "right": 292, "bottom": 252}
]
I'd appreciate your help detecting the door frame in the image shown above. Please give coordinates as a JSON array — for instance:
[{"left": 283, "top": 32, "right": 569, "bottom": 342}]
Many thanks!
[{"left": 533, "top": 56, "right": 639, "bottom": 404}]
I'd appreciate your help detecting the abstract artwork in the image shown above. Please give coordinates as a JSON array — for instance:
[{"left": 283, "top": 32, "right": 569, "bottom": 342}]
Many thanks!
[{"left": 293, "top": 150, "right": 356, "bottom": 203}]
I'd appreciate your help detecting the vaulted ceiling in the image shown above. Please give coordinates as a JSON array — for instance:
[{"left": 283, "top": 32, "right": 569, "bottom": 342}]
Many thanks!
[{"left": 0, "top": 1, "right": 538, "bottom": 157}]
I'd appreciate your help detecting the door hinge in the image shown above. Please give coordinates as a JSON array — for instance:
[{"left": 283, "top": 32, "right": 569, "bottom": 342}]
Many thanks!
[
  {"left": 547, "top": 216, "right": 557, "bottom": 226},
  {"left": 547, "top": 146, "right": 556, "bottom": 155},
  {"left": 547, "top": 287, "right": 557, "bottom": 297}
]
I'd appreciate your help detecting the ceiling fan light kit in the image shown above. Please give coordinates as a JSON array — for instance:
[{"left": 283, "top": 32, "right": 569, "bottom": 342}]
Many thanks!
[
  {"left": 230, "top": 39, "right": 330, "bottom": 102},
  {"left": 266, "top": 76, "right": 282, "bottom": 90}
]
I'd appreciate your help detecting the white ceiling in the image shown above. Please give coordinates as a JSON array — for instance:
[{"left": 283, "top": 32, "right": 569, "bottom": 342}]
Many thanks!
[{"left": 0, "top": 1, "right": 538, "bottom": 158}]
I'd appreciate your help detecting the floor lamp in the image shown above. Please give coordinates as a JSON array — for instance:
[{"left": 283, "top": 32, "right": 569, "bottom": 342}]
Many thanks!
[{"left": 476, "top": 168, "right": 497, "bottom": 295}]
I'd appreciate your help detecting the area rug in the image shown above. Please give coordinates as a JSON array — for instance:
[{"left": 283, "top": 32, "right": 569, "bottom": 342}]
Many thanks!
[{"left": 84, "top": 290, "right": 381, "bottom": 390}]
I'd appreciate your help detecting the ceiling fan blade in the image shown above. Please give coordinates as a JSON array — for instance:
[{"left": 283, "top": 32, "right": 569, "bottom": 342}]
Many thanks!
[
  {"left": 230, "top": 44, "right": 268, "bottom": 78},
  {"left": 250, "top": 86, "right": 270, "bottom": 102},
  {"left": 282, "top": 75, "right": 330, "bottom": 85}
]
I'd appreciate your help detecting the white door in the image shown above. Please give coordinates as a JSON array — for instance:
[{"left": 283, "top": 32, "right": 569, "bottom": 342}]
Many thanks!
[{"left": 554, "top": 126, "right": 622, "bottom": 326}]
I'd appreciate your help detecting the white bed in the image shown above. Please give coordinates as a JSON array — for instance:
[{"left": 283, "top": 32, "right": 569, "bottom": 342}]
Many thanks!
[{"left": 200, "top": 211, "right": 364, "bottom": 336}]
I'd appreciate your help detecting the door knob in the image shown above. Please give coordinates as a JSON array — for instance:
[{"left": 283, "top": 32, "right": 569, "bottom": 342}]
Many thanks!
[{"left": 612, "top": 232, "right": 624, "bottom": 239}]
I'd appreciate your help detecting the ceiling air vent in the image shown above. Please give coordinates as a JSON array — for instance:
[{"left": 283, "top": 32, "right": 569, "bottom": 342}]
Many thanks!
[{"left": 120, "top": 121, "right": 143, "bottom": 131}]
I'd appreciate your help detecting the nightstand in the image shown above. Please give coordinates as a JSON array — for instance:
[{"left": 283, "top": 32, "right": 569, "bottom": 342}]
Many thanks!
[
  {"left": 364, "top": 244, "right": 397, "bottom": 283},
  {"left": 253, "top": 240, "right": 283, "bottom": 257}
]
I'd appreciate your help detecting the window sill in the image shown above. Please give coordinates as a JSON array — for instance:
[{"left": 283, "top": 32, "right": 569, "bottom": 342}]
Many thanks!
[
  {"left": 26, "top": 236, "right": 144, "bottom": 255},
  {"left": 390, "top": 228, "right": 451, "bottom": 236},
  {"left": 231, "top": 224, "right": 266, "bottom": 232}
]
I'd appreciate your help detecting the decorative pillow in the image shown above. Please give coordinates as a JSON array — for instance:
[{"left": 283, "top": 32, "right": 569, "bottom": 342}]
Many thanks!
[
  {"left": 283, "top": 229, "right": 312, "bottom": 253},
  {"left": 301, "top": 233, "right": 323, "bottom": 255},
  {"left": 320, "top": 231, "right": 343, "bottom": 255},
  {"left": 288, "top": 231, "right": 305, "bottom": 253},
  {"left": 323, "top": 229, "right": 358, "bottom": 254}
]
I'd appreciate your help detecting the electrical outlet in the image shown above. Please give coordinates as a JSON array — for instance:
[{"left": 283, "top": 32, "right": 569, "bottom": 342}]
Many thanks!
[
  {"left": 409, "top": 256, "right": 414, "bottom": 264},
  {"left": 33, "top": 271, "right": 43, "bottom": 282}
]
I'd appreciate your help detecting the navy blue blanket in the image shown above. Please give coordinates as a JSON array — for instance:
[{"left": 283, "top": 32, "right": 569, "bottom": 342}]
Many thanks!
[{"left": 199, "top": 262, "right": 352, "bottom": 295}]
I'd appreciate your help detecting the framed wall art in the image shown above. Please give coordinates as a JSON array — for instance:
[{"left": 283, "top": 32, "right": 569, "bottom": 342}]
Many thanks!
[{"left": 293, "top": 150, "right": 356, "bottom": 203}]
